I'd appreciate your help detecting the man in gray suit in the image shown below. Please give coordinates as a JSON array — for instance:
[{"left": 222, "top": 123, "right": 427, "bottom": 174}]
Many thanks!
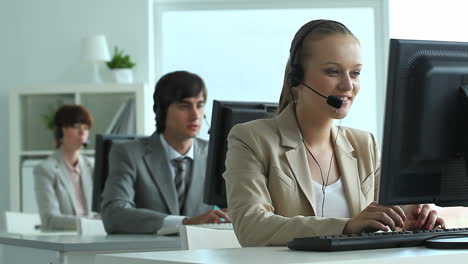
[{"left": 101, "top": 71, "right": 230, "bottom": 234}]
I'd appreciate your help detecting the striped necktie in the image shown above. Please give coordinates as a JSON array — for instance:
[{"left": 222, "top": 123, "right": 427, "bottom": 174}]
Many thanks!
[{"left": 173, "top": 157, "right": 189, "bottom": 214}]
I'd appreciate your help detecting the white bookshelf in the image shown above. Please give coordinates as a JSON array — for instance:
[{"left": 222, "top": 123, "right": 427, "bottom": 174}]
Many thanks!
[{"left": 9, "top": 83, "right": 148, "bottom": 211}]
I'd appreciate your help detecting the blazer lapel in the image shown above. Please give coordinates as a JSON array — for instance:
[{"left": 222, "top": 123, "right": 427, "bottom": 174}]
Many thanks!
[
  {"left": 52, "top": 151, "right": 77, "bottom": 214},
  {"left": 278, "top": 105, "right": 317, "bottom": 214},
  {"left": 143, "top": 133, "right": 179, "bottom": 215},
  {"left": 78, "top": 154, "right": 92, "bottom": 215},
  {"left": 183, "top": 139, "right": 205, "bottom": 216},
  {"left": 285, "top": 145, "right": 317, "bottom": 213},
  {"left": 332, "top": 126, "right": 361, "bottom": 217}
]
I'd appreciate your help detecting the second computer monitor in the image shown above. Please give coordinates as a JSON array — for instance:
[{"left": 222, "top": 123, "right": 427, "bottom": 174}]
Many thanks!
[
  {"left": 379, "top": 39, "right": 468, "bottom": 207},
  {"left": 204, "top": 100, "right": 278, "bottom": 208},
  {"left": 92, "top": 133, "right": 146, "bottom": 212}
]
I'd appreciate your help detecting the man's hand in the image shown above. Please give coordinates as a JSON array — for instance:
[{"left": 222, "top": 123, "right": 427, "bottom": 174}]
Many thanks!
[{"left": 182, "top": 209, "right": 231, "bottom": 225}]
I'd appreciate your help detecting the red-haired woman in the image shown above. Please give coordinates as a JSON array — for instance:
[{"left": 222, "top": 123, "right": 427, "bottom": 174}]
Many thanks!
[{"left": 34, "top": 104, "right": 96, "bottom": 231}]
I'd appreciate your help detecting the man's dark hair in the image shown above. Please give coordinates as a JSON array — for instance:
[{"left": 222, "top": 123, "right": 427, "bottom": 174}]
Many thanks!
[{"left": 153, "top": 71, "right": 207, "bottom": 133}]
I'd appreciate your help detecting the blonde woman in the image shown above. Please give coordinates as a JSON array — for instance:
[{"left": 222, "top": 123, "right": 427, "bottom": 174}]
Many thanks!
[{"left": 223, "top": 19, "right": 445, "bottom": 246}]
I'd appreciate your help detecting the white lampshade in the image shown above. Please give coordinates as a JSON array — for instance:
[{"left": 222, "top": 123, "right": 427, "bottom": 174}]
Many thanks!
[{"left": 81, "top": 35, "right": 111, "bottom": 62}]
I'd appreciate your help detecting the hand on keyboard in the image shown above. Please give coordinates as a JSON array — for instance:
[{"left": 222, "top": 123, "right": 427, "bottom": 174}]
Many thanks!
[
  {"left": 182, "top": 208, "right": 231, "bottom": 225},
  {"left": 403, "top": 204, "right": 446, "bottom": 231},
  {"left": 343, "top": 202, "right": 406, "bottom": 234},
  {"left": 158, "top": 208, "right": 231, "bottom": 236}
]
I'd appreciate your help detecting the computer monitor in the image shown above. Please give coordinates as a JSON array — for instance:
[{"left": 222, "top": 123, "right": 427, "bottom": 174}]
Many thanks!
[
  {"left": 92, "top": 133, "right": 146, "bottom": 212},
  {"left": 379, "top": 39, "right": 468, "bottom": 207},
  {"left": 204, "top": 100, "right": 278, "bottom": 208}
]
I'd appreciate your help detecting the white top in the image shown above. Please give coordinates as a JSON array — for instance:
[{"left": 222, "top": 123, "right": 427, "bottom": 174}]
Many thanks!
[
  {"left": 312, "top": 178, "right": 351, "bottom": 218},
  {"left": 64, "top": 159, "right": 86, "bottom": 216}
]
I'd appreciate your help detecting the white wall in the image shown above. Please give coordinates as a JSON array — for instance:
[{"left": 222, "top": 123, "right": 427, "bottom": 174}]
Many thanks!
[
  {"left": 0, "top": 0, "right": 10, "bottom": 232},
  {"left": 159, "top": 7, "right": 380, "bottom": 141},
  {"left": 0, "top": 0, "right": 153, "bottom": 231},
  {"left": 390, "top": 0, "right": 468, "bottom": 41}
]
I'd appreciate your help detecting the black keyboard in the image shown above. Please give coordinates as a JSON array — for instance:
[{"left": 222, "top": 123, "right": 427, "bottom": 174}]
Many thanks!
[{"left": 288, "top": 228, "right": 468, "bottom": 251}]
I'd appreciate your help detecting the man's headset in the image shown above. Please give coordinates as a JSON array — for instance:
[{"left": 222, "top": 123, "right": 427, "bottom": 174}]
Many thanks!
[
  {"left": 153, "top": 98, "right": 210, "bottom": 131},
  {"left": 55, "top": 126, "right": 63, "bottom": 140},
  {"left": 287, "top": 19, "right": 346, "bottom": 109}
]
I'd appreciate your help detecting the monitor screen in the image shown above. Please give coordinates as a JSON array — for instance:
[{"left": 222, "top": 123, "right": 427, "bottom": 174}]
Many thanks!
[
  {"left": 204, "top": 100, "right": 278, "bottom": 208},
  {"left": 92, "top": 133, "right": 145, "bottom": 212},
  {"left": 379, "top": 39, "right": 468, "bottom": 207}
]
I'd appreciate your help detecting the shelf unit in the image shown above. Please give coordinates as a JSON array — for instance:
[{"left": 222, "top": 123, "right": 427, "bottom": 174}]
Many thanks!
[{"left": 9, "top": 83, "right": 148, "bottom": 211}]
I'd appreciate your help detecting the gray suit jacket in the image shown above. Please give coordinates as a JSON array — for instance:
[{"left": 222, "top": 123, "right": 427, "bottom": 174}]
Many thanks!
[
  {"left": 101, "top": 132, "right": 212, "bottom": 234},
  {"left": 33, "top": 151, "right": 94, "bottom": 231}
]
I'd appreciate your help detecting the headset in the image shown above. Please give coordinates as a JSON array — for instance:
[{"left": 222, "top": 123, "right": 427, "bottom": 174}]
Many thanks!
[
  {"left": 287, "top": 19, "right": 346, "bottom": 87},
  {"left": 204, "top": 114, "right": 210, "bottom": 130},
  {"left": 287, "top": 20, "right": 346, "bottom": 109},
  {"left": 55, "top": 126, "right": 63, "bottom": 140},
  {"left": 287, "top": 19, "right": 346, "bottom": 217},
  {"left": 154, "top": 96, "right": 210, "bottom": 133},
  {"left": 153, "top": 88, "right": 209, "bottom": 132},
  {"left": 54, "top": 126, "right": 89, "bottom": 148}
]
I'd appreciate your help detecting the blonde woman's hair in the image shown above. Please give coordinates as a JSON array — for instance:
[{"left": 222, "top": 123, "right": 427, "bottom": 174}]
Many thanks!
[{"left": 278, "top": 19, "right": 357, "bottom": 113}]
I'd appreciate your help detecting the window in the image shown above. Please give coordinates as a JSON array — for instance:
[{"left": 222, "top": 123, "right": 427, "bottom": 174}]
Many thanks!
[
  {"left": 390, "top": 0, "right": 468, "bottom": 42},
  {"left": 154, "top": 1, "right": 388, "bottom": 141}
]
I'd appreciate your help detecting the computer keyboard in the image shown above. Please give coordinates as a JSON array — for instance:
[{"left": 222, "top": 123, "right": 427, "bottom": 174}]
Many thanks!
[{"left": 288, "top": 227, "right": 468, "bottom": 251}]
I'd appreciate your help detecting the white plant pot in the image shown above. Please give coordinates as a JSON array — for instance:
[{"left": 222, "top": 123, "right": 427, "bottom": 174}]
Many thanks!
[{"left": 112, "top": 68, "right": 134, "bottom": 84}]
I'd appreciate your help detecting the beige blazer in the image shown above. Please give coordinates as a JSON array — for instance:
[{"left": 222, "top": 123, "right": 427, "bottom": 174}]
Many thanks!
[
  {"left": 34, "top": 151, "right": 94, "bottom": 231},
  {"left": 223, "top": 104, "right": 380, "bottom": 246}
]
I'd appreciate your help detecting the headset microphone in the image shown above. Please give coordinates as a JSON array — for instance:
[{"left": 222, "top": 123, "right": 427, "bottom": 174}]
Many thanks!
[
  {"left": 299, "top": 81, "right": 344, "bottom": 109},
  {"left": 286, "top": 19, "right": 346, "bottom": 110},
  {"left": 204, "top": 114, "right": 211, "bottom": 134},
  {"left": 287, "top": 66, "right": 343, "bottom": 109}
]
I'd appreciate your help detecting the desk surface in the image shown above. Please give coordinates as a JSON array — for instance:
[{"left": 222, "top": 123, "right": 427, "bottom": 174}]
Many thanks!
[
  {"left": 95, "top": 246, "right": 468, "bottom": 264},
  {"left": 0, "top": 232, "right": 180, "bottom": 252}
]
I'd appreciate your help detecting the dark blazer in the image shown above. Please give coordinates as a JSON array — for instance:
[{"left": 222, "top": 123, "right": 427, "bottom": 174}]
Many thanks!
[
  {"left": 101, "top": 132, "right": 211, "bottom": 234},
  {"left": 34, "top": 151, "right": 94, "bottom": 231}
]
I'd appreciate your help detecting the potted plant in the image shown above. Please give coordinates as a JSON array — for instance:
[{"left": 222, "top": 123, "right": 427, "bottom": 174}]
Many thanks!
[
  {"left": 41, "top": 106, "right": 60, "bottom": 130},
  {"left": 107, "top": 46, "right": 136, "bottom": 83}
]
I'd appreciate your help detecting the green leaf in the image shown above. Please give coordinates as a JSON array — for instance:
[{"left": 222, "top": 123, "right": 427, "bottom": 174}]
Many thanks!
[{"left": 107, "top": 46, "right": 136, "bottom": 69}]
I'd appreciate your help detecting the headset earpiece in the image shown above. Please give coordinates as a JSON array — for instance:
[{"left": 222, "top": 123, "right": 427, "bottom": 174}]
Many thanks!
[
  {"left": 288, "top": 64, "right": 304, "bottom": 87},
  {"left": 288, "top": 20, "right": 345, "bottom": 88},
  {"left": 55, "top": 126, "right": 63, "bottom": 140}
]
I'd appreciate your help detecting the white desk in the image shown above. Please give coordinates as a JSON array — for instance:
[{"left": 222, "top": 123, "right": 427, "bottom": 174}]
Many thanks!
[
  {"left": 95, "top": 246, "right": 468, "bottom": 264},
  {"left": 0, "top": 232, "right": 180, "bottom": 264}
]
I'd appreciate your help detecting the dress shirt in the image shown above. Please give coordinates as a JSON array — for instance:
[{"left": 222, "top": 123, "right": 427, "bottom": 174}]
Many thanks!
[
  {"left": 64, "top": 160, "right": 86, "bottom": 216},
  {"left": 158, "top": 134, "right": 195, "bottom": 232}
]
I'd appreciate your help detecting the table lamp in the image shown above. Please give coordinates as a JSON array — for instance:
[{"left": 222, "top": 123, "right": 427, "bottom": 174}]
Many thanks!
[{"left": 81, "top": 35, "right": 111, "bottom": 83}]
